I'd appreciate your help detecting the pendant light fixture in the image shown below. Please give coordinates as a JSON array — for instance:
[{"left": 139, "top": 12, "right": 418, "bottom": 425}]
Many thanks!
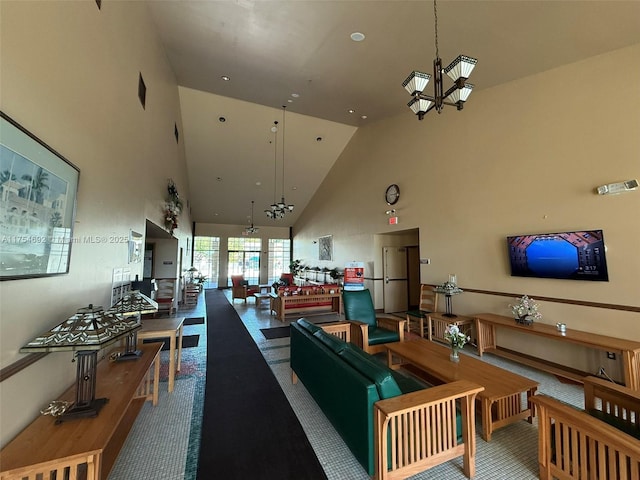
[
  {"left": 245, "top": 200, "right": 259, "bottom": 234},
  {"left": 265, "top": 106, "right": 294, "bottom": 219},
  {"left": 402, "top": 0, "right": 477, "bottom": 120}
]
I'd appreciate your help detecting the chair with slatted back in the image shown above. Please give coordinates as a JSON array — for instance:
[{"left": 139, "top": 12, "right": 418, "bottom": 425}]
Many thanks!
[
  {"left": 405, "top": 284, "right": 438, "bottom": 338},
  {"left": 155, "top": 278, "right": 176, "bottom": 315}
]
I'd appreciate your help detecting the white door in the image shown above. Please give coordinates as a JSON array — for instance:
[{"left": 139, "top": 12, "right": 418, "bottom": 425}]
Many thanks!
[{"left": 383, "top": 246, "right": 408, "bottom": 313}]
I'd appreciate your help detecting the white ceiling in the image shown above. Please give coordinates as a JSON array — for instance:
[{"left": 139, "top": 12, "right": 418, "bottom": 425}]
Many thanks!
[{"left": 145, "top": 0, "right": 640, "bottom": 227}]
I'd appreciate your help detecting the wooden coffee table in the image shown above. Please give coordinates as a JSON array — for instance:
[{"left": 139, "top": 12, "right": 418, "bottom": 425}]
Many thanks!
[{"left": 385, "top": 339, "right": 538, "bottom": 441}]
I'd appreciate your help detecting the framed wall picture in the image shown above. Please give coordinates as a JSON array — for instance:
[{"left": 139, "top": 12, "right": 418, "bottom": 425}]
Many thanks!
[
  {"left": 129, "top": 230, "right": 143, "bottom": 263},
  {"left": 0, "top": 112, "right": 80, "bottom": 280},
  {"left": 318, "top": 235, "right": 333, "bottom": 261}
]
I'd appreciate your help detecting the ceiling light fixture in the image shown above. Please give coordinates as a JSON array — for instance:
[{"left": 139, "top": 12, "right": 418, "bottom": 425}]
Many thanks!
[
  {"left": 245, "top": 200, "right": 259, "bottom": 234},
  {"left": 265, "top": 107, "right": 294, "bottom": 219},
  {"left": 402, "top": 0, "right": 477, "bottom": 120}
]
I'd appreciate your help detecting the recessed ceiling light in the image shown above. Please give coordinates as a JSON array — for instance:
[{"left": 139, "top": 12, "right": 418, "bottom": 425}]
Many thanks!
[
  {"left": 216, "top": 177, "right": 223, "bottom": 181},
  {"left": 221, "top": 75, "right": 230, "bottom": 81},
  {"left": 350, "top": 32, "right": 365, "bottom": 42},
  {"left": 361, "top": 115, "right": 368, "bottom": 119},
  {"left": 256, "top": 181, "right": 261, "bottom": 186},
  {"left": 291, "top": 93, "right": 300, "bottom": 98},
  {"left": 287, "top": 99, "right": 293, "bottom": 103},
  {"left": 348, "top": 109, "right": 355, "bottom": 114},
  {"left": 292, "top": 186, "right": 298, "bottom": 191}
]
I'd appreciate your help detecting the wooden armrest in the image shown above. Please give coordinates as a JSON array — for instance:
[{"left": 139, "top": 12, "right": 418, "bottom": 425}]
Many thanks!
[
  {"left": 531, "top": 394, "right": 640, "bottom": 454},
  {"left": 375, "top": 380, "right": 484, "bottom": 479},
  {"left": 347, "top": 321, "right": 368, "bottom": 350},
  {"left": 376, "top": 316, "right": 406, "bottom": 339},
  {"left": 320, "top": 321, "right": 351, "bottom": 342},
  {"left": 375, "top": 380, "right": 484, "bottom": 415},
  {"left": 584, "top": 375, "right": 640, "bottom": 404}
]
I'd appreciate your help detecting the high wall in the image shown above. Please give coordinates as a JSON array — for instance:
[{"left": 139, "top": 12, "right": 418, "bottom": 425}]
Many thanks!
[
  {"left": 0, "top": 1, "right": 192, "bottom": 446},
  {"left": 294, "top": 44, "right": 640, "bottom": 380}
]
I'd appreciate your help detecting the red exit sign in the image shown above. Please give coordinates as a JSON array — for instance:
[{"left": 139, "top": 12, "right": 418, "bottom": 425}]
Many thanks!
[{"left": 388, "top": 216, "right": 398, "bottom": 225}]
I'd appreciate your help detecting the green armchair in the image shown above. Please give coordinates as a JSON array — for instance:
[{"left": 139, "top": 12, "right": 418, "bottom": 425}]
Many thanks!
[{"left": 342, "top": 289, "right": 405, "bottom": 354}]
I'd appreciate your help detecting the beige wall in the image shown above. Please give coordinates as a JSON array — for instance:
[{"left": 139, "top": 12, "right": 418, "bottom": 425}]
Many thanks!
[
  {"left": 294, "top": 44, "right": 640, "bottom": 380},
  {"left": 0, "top": 1, "right": 192, "bottom": 445}
]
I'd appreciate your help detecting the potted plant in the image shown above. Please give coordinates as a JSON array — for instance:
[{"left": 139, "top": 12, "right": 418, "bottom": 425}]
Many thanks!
[{"left": 289, "top": 259, "right": 303, "bottom": 278}]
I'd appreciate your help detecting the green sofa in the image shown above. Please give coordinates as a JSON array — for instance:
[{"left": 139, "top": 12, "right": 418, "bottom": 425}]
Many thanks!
[{"left": 290, "top": 318, "right": 484, "bottom": 479}]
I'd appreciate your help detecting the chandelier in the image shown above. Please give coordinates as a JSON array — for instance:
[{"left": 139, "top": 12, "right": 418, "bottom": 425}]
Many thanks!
[
  {"left": 265, "top": 106, "right": 294, "bottom": 219},
  {"left": 245, "top": 200, "right": 259, "bottom": 234},
  {"left": 402, "top": 0, "right": 477, "bottom": 120}
]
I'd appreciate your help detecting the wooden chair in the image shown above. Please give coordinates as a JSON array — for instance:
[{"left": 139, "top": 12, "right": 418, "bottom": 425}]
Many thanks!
[
  {"left": 279, "top": 273, "right": 294, "bottom": 286},
  {"left": 230, "top": 275, "right": 258, "bottom": 302},
  {"left": 342, "top": 289, "right": 405, "bottom": 354},
  {"left": 155, "top": 278, "right": 176, "bottom": 315},
  {"left": 405, "top": 284, "right": 438, "bottom": 338}
]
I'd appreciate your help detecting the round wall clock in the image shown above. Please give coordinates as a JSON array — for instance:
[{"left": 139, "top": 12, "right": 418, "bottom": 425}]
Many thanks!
[{"left": 385, "top": 184, "right": 400, "bottom": 205}]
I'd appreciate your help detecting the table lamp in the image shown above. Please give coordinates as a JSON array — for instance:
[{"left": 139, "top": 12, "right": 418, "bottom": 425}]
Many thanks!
[
  {"left": 20, "top": 304, "right": 141, "bottom": 423},
  {"left": 107, "top": 290, "right": 158, "bottom": 360},
  {"left": 434, "top": 274, "right": 464, "bottom": 317}
]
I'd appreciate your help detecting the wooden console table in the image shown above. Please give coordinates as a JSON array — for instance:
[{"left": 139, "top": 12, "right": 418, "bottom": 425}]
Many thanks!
[
  {"left": 0, "top": 342, "right": 162, "bottom": 480},
  {"left": 474, "top": 313, "right": 640, "bottom": 390}
]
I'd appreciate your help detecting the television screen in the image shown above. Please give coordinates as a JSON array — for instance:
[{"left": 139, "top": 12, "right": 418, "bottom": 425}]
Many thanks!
[{"left": 507, "top": 230, "right": 609, "bottom": 281}]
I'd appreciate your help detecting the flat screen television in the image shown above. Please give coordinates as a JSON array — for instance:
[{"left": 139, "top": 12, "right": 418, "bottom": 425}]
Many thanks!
[{"left": 507, "top": 229, "right": 609, "bottom": 281}]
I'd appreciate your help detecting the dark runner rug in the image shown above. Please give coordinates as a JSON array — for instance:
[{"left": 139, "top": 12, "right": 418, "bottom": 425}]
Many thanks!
[{"left": 197, "top": 290, "right": 327, "bottom": 480}]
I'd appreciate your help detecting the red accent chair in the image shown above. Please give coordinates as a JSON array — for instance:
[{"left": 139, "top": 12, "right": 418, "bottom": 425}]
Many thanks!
[
  {"left": 231, "top": 275, "right": 259, "bottom": 302},
  {"left": 279, "top": 273, "right": 295, "bottom": 286}
]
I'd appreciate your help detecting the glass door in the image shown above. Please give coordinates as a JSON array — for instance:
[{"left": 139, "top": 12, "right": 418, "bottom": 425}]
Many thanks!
[{"left": 227, "top": 237, "right": 261, "bottom": 285}]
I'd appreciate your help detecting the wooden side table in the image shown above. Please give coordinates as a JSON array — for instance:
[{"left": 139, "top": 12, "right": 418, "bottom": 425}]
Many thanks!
[
  {"left": 428, "top": 312, "right": 474, "bottom": 344},
  {"left": 137, "top": 317, "right": 184, "bottom": 393}
]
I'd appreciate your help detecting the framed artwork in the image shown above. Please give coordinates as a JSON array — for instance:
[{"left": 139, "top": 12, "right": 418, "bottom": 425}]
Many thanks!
[
  {"left": 129, "top": 230, "right": 143, "bottom": 263},
  {"left": 0, "top": 112, "right": 80, "bottom": 280},
  {"left": 318, "top": 235, "right": 333, "bottom": 261}
]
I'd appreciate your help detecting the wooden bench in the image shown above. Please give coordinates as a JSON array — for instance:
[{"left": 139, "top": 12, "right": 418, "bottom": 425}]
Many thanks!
[
  {"left": 531, "top": 376, "right": 640, "bottom": 480},
  {"left": 271, "top": 291, "right": 342, "bottom": 322}
]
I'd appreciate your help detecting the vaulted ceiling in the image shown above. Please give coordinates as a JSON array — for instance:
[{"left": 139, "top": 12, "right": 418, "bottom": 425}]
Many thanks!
[{"left": 145, "top": 0, "right": 640, "bottom": 227}]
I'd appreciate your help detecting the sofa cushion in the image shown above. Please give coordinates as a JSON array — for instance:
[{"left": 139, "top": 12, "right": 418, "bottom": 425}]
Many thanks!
[
  {"left": 313, "top": 329, "right": 347, "bottom": 354},
  {"left": 297, "top": 318, "right": 321, "bottom": 335},
  {"left": 368, "top": 326, "right": 401, "bottom": 345},
  {"left": 339, "top": 344, "right": 402, "bottom": 399}
]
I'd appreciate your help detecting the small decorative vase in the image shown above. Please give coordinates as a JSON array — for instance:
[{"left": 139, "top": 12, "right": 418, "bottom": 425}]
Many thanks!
[
  {"left": 515, "top": 315, "right": 533, "bottom": 326},
  {"left": 450, "top": 347, "right": 460, "bottom": 363}
]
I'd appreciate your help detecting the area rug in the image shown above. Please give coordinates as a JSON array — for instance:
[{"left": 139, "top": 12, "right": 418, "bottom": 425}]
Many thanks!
[
  {"left": 197, "top": 289, "right": 327, "bottom": 480},
  {"left": 143, "top": 334, "right": 199, "bottom": 350},
  {"left": 183, "top": 316, "right": 205, "bottom": 326}
]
